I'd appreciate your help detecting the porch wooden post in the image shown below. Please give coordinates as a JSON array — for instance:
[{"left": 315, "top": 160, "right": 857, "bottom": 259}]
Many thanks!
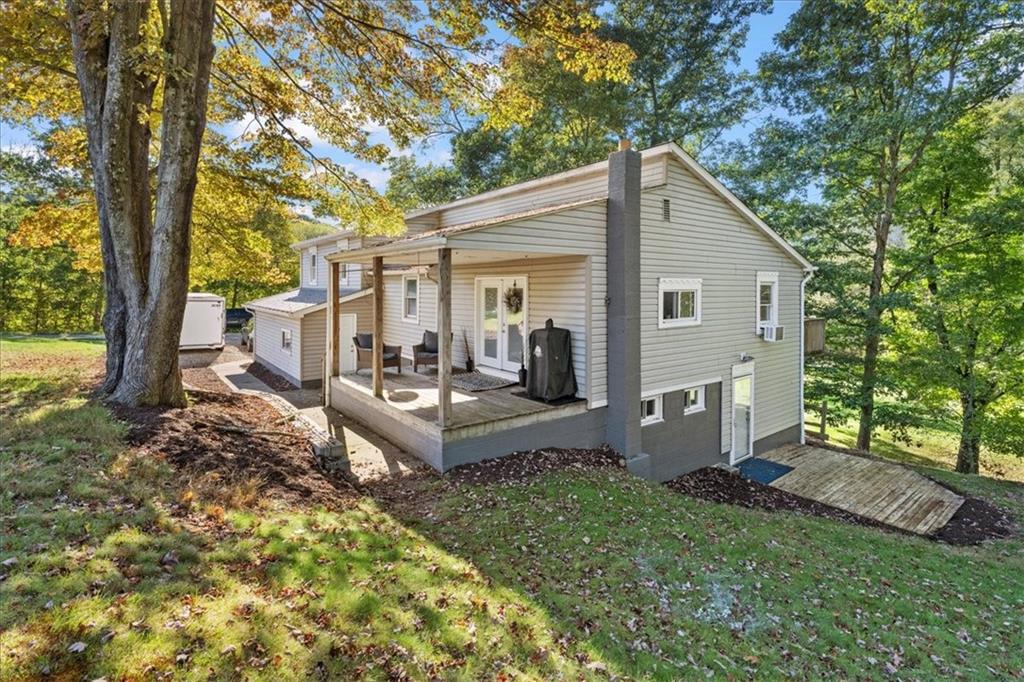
[
  {"left": 437, "top": 247, "right": 452, "bottom": 426},
  {"left": 329, "top": 261, "right": 340, "bottom": 378},
  {"left": 372, "top": 256, "right": 384, "bottom": 398}
]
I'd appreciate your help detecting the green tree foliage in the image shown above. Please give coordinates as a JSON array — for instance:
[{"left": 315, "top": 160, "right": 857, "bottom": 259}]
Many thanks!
[
  {"left": 758, "top": 0, "right": 1024, "bottom": 450},
  {"left": 891, "top": 101, "right": 1024, "bottom": 473},
  {"left": 1, "top": 151, "right": 103, "bottom": 333},
  {"left": 388, "top": 0, "right": 770, "bottom": 205}
]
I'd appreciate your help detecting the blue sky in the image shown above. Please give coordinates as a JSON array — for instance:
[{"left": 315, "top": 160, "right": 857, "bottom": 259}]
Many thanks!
[{"left": 0, "top": 1, "right": 801, "bottom": 192}]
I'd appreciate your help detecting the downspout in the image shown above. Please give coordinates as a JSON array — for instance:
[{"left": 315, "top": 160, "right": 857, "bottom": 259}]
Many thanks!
[{"left": 799, "top": 269, "right": 814, "bottom": 445}]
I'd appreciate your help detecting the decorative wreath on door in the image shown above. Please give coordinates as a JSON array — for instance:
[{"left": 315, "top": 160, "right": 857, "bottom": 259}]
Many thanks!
[{"left": 503, "top": 287, "right": 523, "bottom": 314}]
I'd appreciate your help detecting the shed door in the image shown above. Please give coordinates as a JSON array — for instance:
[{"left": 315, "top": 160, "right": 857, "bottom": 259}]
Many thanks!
[{"left": 340, "top": 314, "right": 357, "bottom": 373}]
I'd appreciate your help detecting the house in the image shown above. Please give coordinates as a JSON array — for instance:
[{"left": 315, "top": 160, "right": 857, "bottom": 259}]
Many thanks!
[
  {"left": 322, "top": 141, "right": 815, "bottom": 481},
  {"left": 245, "top": 231, "right": 374, "bottom": 388}
]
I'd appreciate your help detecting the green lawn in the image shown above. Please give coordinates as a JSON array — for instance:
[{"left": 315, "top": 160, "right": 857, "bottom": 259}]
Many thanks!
[
  {"left": 811, "top": 418, "right": 1024, "bottom": 483},
  {"left": 2, "top": 337, "right": 1022, "bottom": 679}
]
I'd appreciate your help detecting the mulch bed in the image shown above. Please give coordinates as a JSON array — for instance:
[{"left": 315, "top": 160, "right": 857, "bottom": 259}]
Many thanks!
[
  {"left": 112, "top": 390, "right": 358, "bottom": 509},
  {"left": 181, "top": 367, "right": 231, "bottom": 393},
  {"left": 446, "top": 446, "right": 622, "bottom": 486},
  {"left": 667, "top": 466, "right": 1017, "bottom": 546},
  {"left": 929, "top": 495, "right": 1017, "bottom": 544},
  {"left": 244, "top": 362, "right": 297, "bottom": 392},
  {"left": 667, "top": 466, "right": 897, "bottom": 533}
]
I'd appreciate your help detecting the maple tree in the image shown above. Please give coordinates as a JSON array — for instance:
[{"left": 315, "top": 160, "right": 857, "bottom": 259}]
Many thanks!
[{"left": 0, "top": 0, "right": 632, "bottom": 406}]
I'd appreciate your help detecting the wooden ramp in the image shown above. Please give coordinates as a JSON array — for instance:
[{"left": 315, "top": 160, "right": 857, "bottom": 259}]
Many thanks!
[{"left": 760, "top": 445, "right": 964, "bottom": 535}]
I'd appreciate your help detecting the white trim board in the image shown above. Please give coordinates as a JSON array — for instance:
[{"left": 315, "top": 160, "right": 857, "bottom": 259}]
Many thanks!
[{"left": 642, "top": 375, "right": 723, "bottom": 399}]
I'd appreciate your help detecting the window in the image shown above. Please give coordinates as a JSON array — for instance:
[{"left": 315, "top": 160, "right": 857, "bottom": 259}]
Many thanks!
[
  {"left": 641, "top": 395, "right": 663, "bottom": 426},
  {"left": 683, "top": 386, "right": 705, "bottom": 415},
  {"left": 662, "top": 198, "right": 671, "bottom": 221},
  {"left": 281, "top": 329, "right": 292, "bottom": 352},
  {"left": 308, "top": 251, "right": 317, "bottom": 285},
  {"left": 339, "top": 262, "right": 348, "bottom": 282},
  {"left": 658, "top": 278, "right": 702, "bottom": 328},
  {"left": 755, "top": 271, "right": 779, "bottom": 333},
  {"left": 403, "top": 275, "right": 419, "bottom": 321}
]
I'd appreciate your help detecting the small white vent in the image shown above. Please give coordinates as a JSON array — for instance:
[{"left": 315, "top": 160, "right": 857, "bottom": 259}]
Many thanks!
[
  {"left": 662, "top": 198, "right": 671, "bottom": 221},
  {"left": 762, "top": 325, "right": 785, "bottom": 342}
]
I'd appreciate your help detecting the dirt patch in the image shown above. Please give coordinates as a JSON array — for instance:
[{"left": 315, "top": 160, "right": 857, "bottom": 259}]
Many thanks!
[
  {"left": 245, "top": 362, "right": 297, "bottom": 392},
  {"left": 448, "top": 446, "right": 621, "bottom": 485},
  {"left": 113, "top": 390, "right": 358, "bottom": 509},
  {"left": 177, "top": 340, "right": 250, "bottom": 369},
  {"left": 929, "top": 493, "right": 1018, "bottom": 545},
  {"left": 182, "top": 367, "right": 231, "bottom": 393},
  {"left": 366, "top": 447, "right": 621, "bottom": 519},
  {"left": 667, "top": 467, "right": 1017, "bottom": 546},
  {"left": 667, "top": 467, "right": 899, "bottom": 534}
]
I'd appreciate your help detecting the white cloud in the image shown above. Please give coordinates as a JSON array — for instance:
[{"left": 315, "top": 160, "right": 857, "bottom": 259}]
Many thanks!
[{"left": 344, "top": 162, "right": 391, "bottom": 191}]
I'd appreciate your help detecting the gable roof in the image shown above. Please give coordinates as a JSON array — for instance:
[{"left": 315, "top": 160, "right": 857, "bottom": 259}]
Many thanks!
[
  {"left": 327, "top": 196, "right": 608, "bottom": 262},
  {"left": 403, "top": 142, "right": 813, "bottom": 270},
  {"left": 244, "top": 286, "right": 367, "bottom": 317}
]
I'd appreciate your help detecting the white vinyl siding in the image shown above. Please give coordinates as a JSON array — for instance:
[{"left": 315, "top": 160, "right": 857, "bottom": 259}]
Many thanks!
[
  {"left": 381, "top": 256, "right": 595, "bottom": 402},
  {"left": 445, "top": 202, "right": 607, "bottom": 405},
  {"left": 640, "top": 157, "right": 804, "bottom": 452},
  {"left": 299, "top": 237, "right": 361, "bottom": 290},
  {"left": 252, "top": 310, "right": 302, "bottom": 385},
  {"left": 300, "top": 308, "right": 327, "bottom": 383},
  {"left": 418, "top": 155, "right": 663, "bottom": 229}
]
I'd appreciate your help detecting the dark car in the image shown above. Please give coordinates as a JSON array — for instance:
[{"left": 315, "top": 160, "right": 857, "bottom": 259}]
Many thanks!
[{"left": 225, "top": 307, "right": 253, "bottom": 330}]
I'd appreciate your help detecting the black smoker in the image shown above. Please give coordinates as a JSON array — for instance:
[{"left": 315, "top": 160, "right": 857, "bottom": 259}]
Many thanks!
[{"left": 526, "top": 319, "right": 577, "bottom": 402}]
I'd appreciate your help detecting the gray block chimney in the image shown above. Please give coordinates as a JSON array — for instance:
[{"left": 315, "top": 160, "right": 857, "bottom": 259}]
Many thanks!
[{"left": 605, "top": 142, "right": 645, "bottom": 472}]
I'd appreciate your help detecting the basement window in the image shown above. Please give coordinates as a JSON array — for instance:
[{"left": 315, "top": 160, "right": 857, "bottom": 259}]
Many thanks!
[
  {"left": 659, "top": 278, "right": 702, "bottom": 328},
  {"left": 683, "top": 386, "right": 705, "bottom": 415},
  {"left": 641, "top": 395, "right": 663, "bottom": 426}
]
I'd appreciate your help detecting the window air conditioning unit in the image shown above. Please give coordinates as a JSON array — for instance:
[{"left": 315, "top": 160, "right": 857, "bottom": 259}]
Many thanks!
[{"left": 762, "top": 324, "right": 785, "bottom": 342}]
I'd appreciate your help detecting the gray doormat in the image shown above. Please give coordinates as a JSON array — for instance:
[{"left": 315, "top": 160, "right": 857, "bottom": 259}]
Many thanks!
[{"left": 450, "top": 371, "right": 517, "bottom": 392}]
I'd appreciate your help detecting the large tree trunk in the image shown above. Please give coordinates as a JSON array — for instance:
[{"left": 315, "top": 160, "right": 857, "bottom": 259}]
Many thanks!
[
  {"left": 67, "top": 0, "right": 216, "bottom": 406},
  {"left": 856, "top": 207, "right": 892, "bottom": 450},
  {"left": 955, "top": 392, "right": 983, "bottom": 475}
]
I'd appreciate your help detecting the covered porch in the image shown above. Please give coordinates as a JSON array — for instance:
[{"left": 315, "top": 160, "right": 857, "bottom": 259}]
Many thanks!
[{"left": 322, "top": 204, "right": 606, "bottom": 470}]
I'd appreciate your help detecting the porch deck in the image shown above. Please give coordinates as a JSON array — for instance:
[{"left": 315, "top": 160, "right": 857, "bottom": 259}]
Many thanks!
[
  {"left": 761, "top": 445, "right": 964, "bottom": 535},
  {"left": 329, "top": 370, "right": 593, "bottom": 470}
]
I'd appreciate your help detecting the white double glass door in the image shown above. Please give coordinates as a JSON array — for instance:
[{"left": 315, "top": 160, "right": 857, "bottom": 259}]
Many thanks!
[{"left": 477, "top": 277, "right": 527, "bottom": 373}]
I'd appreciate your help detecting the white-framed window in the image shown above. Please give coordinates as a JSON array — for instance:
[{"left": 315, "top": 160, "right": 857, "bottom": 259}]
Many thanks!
[
  {"left": 339, "top": 262, "right": 348, "bottom": 282},
  {"left": 658, "top": 278, "right": 702, "bottom": 328},
  {"left": 308, "top": 251, "right": 317, "bottom": 285},
  {"left": 640, "top": 395, "right": 663, "bottom": 426},
  {"left": 683, "top": 386, "right": 705, "bottom": 415},
  {"left": 755, "top": 271, "right": 779, "bottom": 333},
  {"left": 403, "top": 275, "right": 419, "bottom": 322},
  {"left": 281, "top": 329, "right": 292, "bottom": 353}
]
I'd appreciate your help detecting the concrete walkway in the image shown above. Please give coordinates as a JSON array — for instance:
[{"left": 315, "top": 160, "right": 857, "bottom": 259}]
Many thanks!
[
  {"left": 210, "top": 359, "right": 426, "bottom": 483},
  {"left": 762, "top": 445, "right": 964, "bottom": 535}
]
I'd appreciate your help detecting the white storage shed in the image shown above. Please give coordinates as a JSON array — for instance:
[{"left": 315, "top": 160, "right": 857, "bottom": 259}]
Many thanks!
[{"left": 179, "top": 292, "right": 226, "bottom": 350}]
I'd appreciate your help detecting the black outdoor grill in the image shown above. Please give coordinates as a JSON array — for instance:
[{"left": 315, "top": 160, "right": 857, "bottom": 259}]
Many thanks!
[{"left": 526, "top": 319, "right": 577, "bottom": 402}]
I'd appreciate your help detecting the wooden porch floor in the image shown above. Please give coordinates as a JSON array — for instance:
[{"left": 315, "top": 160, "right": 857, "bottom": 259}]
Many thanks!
[
  {"left": 335, "top": 370, "right": 582, "bottom": 431},
  {"left": 761, "top": 445, "right": 964, "bottom": 535}
]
